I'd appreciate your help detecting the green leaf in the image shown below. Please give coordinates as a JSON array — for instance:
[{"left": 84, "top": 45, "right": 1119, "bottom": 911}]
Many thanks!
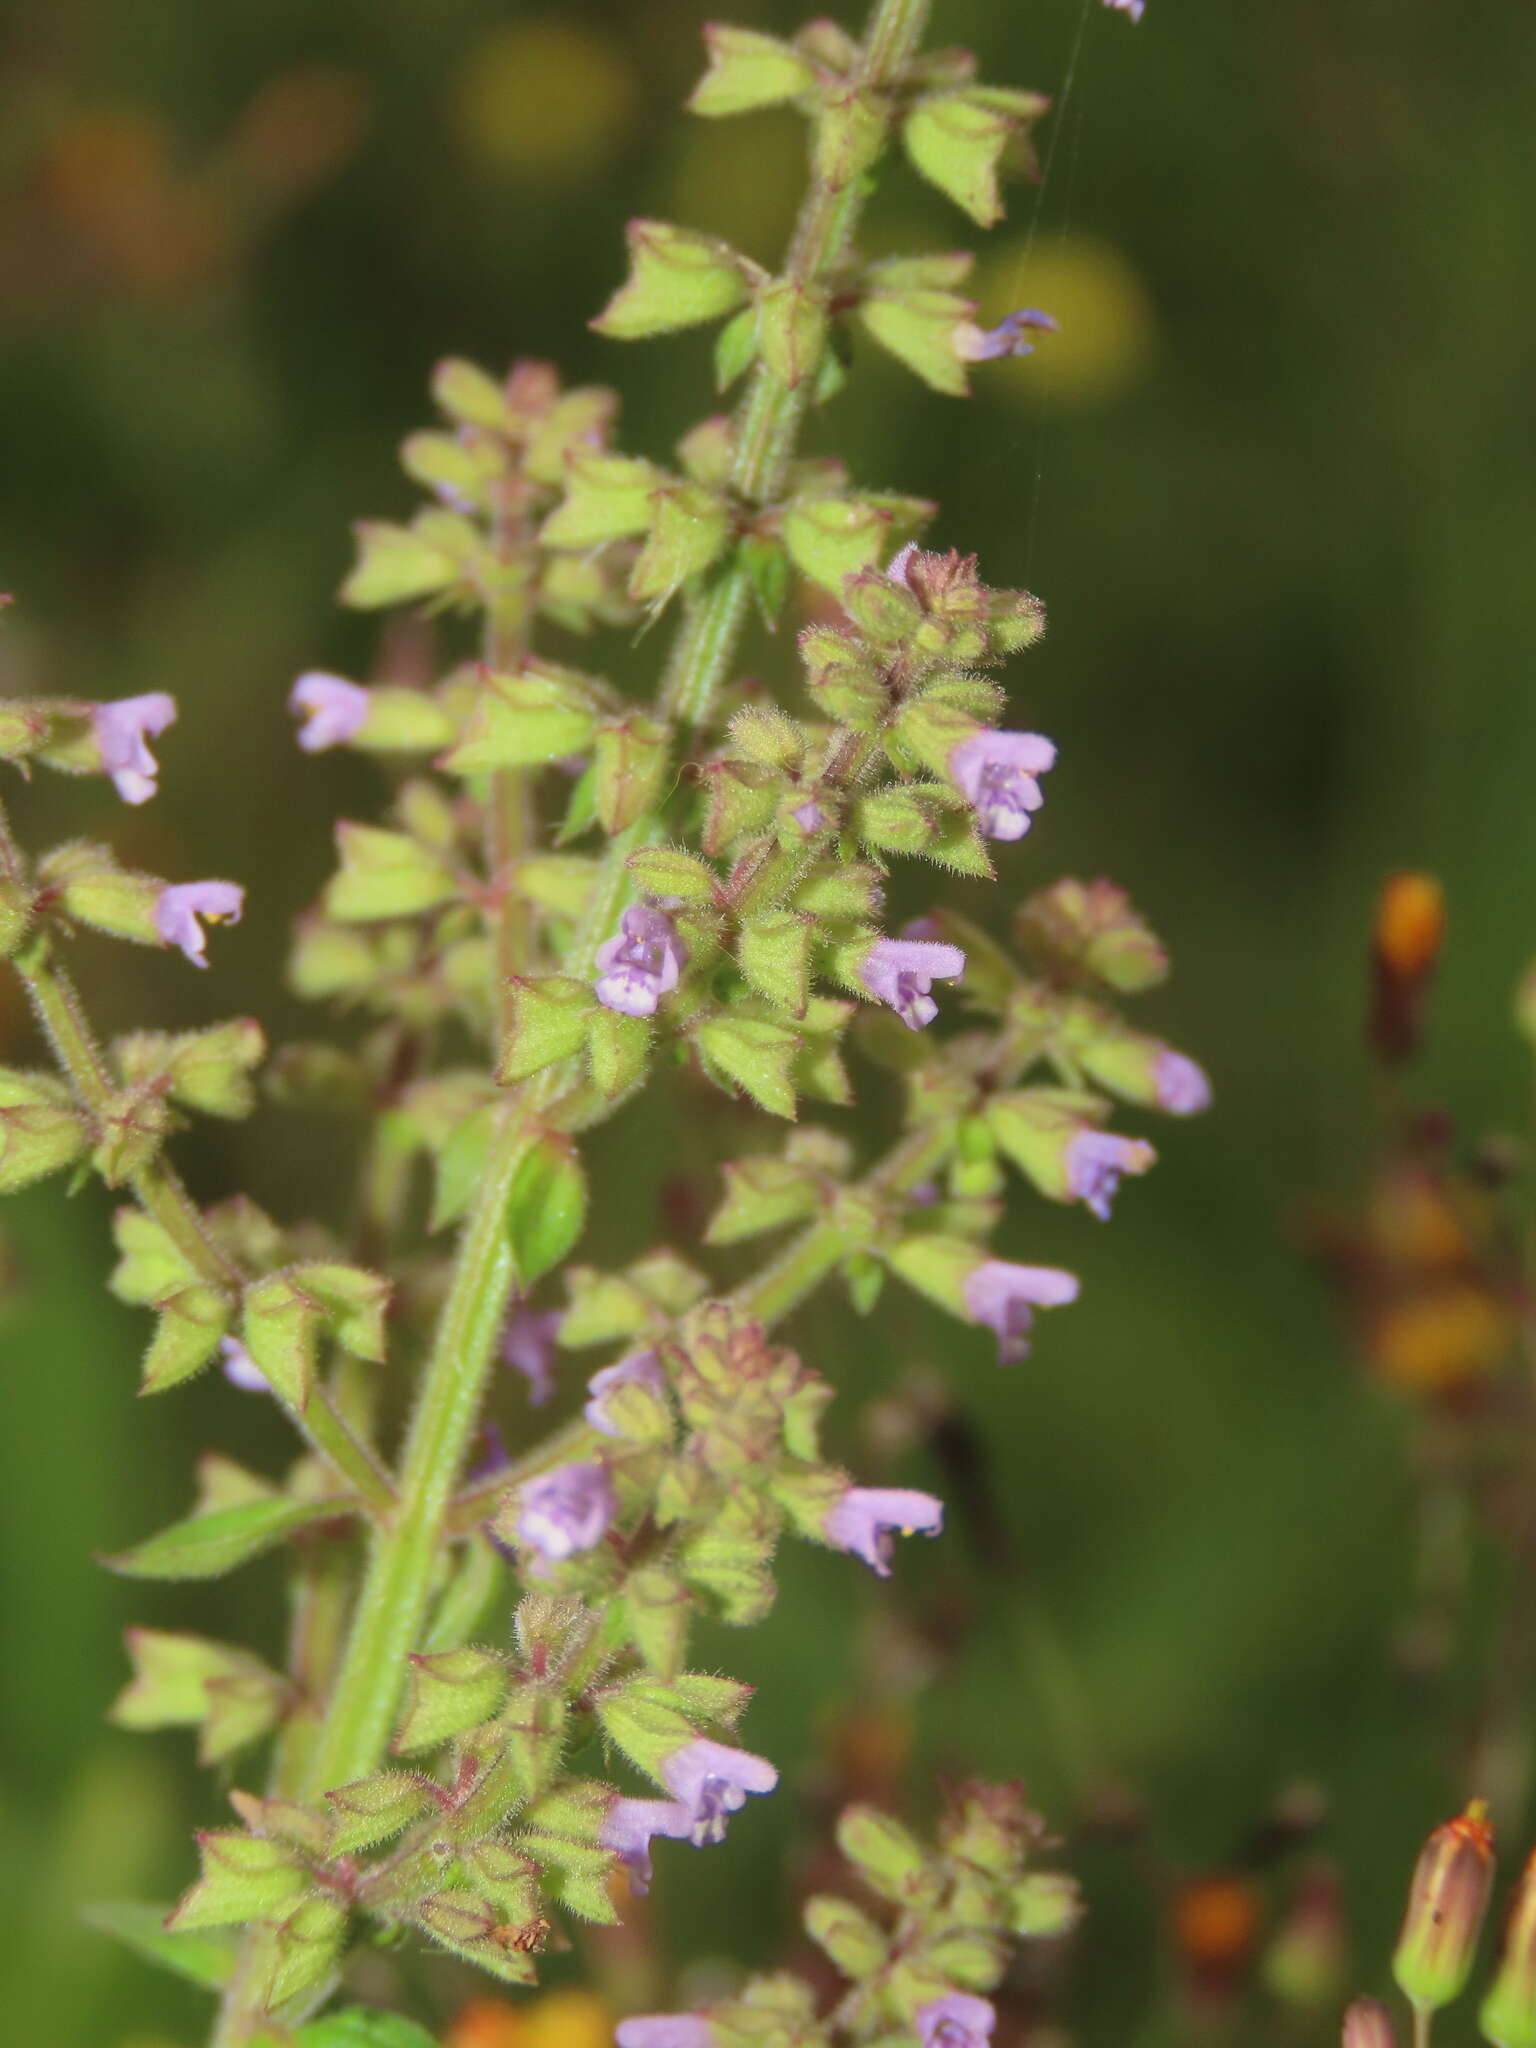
[
  {"left": 694, "top": 1014, "right": 800, "bottom": 1119},
  {"left": 706, "top": 1155, "right": 820, "bottom": 1244},
  {"left": 324, "top": 824, "right": 458, "bottom": 923},
  {"left": 431, "top": 355, "right": 508, "bottom": 427},
  {"left": 540, "top": 451, "right": 660, "bottom": 549},
  {"left": 81, "top": 1900, "right": 238, "bottom": 1990},
  {"left": 295, "top": 2007, "right": 440, "bottom": 2048},
  {"left": 859, "top": 258, "right": 977, "bottom": 397},
  {"left": 506, "top": 1133, "right": 587, "bottom": 1286},
  {"left": 593, "top": 714, "right": 671, "bottom": 834},
  {"left": 756, "top": 280, "right": 827, "bottom": 390},
  {"left": 140, "top": 1284, "right": 232, "bottom": 1394},
  {"left": 714, "top": 305, "right": 759, "bottom": 390},
  {"left": 242, "top": 1262, "right": 390, "bottom": 1408},
  {"left": 592, "top": 220, "right": 752, "bottom": 339},
  {"left": 587, "top": 1006, "right": 652, "bottom": 1101},
  {"left": 105, "top": 1495, "right": 348, "bottom": 1582},
  {"left": 429, "top": 1103, "right": 494, "bottom": 1232},
  {"left": 627, "top": 847, "right": 720, "bottom": 903},
  {"left": 36, "top": 841, "right": 163, "bottom": 946},
  {"left": 629, "top": 486, "right": 731, "bottom": 608},
  {"left": 0, "top": 1066, "right": 89, "bottom": 1193},
  {"left": 167, "top": 1831, "right": 309, "bottom": 1931},
  {"left": 813, "top": 87, "right": 886, "bottom": 190},
  {"left": 688, "top": 25, "right": 814, "bottom": 116},
  {"left": 340, "top": 517, "right": 464, "bottom": 609},
  {"left": 498, "top": 976, "right": 598, "bottom": 1084},
  {"left": 442, "top": 662, "right": 602, "bottom": 772},
  {"left": 902, "top": 87, "right": 1049, "bottom": 228},
  {"left": 325, "top": 1773, "right": 437, "bottom": 1857},
  {"left": 738, "top": 912, "right": 812, "bottom": 1013},
  {"left": 781, "top": 495, "right": 930, "bottom": 594},
  {"left": 394, "top": 1646, "right": 509, "bottom": 1753}
]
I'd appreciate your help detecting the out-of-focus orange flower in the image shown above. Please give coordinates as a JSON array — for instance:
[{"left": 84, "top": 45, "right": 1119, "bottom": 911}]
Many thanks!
[
  {"left": 447, "top": 1989, "right": 614, "bottom": 2048},
  {"left": 1369, "top": 872, "right": 1445, "bottom": 1064},
  {"left": 1372, "top": 1284, "right": 1512, "bottom": 1394},
  {"left": 223, "top": 66, "right": 371, "bottom": 203},
  {"left": 1376, "top": 874, "right": 1445, "bottom": 981},
  {"left": 1172, "top": 1872, "right": 1261, "bottom": 1975}
]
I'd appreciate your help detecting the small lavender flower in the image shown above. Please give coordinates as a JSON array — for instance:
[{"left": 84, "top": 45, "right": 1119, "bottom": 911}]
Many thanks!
[
  {"left": 154, "top": 881, "right": 244, "bottom": 968},
  {"left": 824, "top": 1487, "right": 944, "bottom": 1576},
  {"left": 791, "top": 797, "right": 826, "bottom": 835},
  {"left": 954, "top": 308, "right": 1060, "bottom": 362},
  {"left": 949, "top": 729, "right": 1057, "bottom": 842},
  {"left": 1103, "top": 0, "right": 1145, "bottom": 21},
  {"left": 289, "top": 671, "right": 369, "bottom": 752},
  {"left": 515, "top": 1460, "right": 614, "bottom": 1561},
  {"left": 963, "top": 1258, "right": 1080, "bottom": 1364},
  {"left": 659, "top": 1737, "right": 778, "bottom": 1846},
  {"left": 1156, "top": 1050, "right": 1212, "bottom": 1114},
  {"left": 918, "top": 1995, "right": 998, "bottom": 2048},
  {"left": 859, "top": 938, "right": 966, "bottom": 1031},
  {"left": 594, "top": 906, "right": 688, "bottom": 1018},
  {"left": 887, "top": 541, "right": 919, "bottom": 587},
  {"left": 1063, "top": 1131, "right": 1156, "bottom": 1221},
  {"left": 501, "top": 1305, "right": 564, "bottom": 1406},
  {"left": 585, "top": 1349, "right": 665, "bottom": 1436},
  {"left": 90, "top": 692, "right": 177, "bottom": 805},
  {"left": 600, "top": 1795, "right": 695, "bottom": 1894},
  {"left": 616, "top": 2019, "right": 715, "bottom": 2048},
  {"left": 218, "top": 1337, "right": 267, "bottom": 1392}
]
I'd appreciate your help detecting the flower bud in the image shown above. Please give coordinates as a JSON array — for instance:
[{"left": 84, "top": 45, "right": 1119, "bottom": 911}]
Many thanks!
[
  {"left": 1481, "top": 1847, "right": 1536, "bottom": 2048},
  {"left": 1342, "top": 1998, "right": 1397, "bottom": 2048},
  {"left": 1370, "top": 872, "right": 1445, "bottom": 1065},
  {"left": 1392, "top": 1800, "right": 1494, "bottom": 2013}
]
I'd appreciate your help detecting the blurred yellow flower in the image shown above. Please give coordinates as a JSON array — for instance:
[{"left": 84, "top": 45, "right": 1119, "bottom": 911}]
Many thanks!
[
  {"left": 974, "top": 234, "right": 1157, "bottom": 407},
  {"left": 455, "top": 22, "right": 637, "bottom": 179},
  {"left": 1372, "top": 1285, "right": 1511, "bottom": 1395},
  {"left": 448, "top": 1988, "right": 614, "bottom": 2048}
]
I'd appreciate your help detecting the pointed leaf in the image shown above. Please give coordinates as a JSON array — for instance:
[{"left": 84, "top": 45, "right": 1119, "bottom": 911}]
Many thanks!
[{"left": 104, "top": 1496, "right": 350, "bottom": 1582}]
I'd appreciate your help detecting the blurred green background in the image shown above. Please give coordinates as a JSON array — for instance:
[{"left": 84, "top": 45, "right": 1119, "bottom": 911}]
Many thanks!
[{"left": 3, "top": 0, "right": 1535, "bottom": 2042}]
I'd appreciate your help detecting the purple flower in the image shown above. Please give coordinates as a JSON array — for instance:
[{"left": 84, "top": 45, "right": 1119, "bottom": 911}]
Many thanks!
[
  {"left": 962, "top": 1259, "right": 1080, "bottom": 1365},
  {"left": 90, "top": 693, "right": 177, "bottom": 805},
  {"left": 289, "top": 671, "right": 369, "bottom": 752},
  {"left": 154, "top": 881, "right": 244, "bottom": 968},
  {"left": 824, "top": 1487, "right": 944, "bottom": 1576},
  {"left": 1103, "top": 0, "right": 1145, "bottom": 21},
  {"left": 1063, "top": 1131, "right": 1155, "bottom": 1221},
  {"left": 954, "top": 308, "right": 1060, "bottom": 362},
  {"left": 859, "top": 938, "right": 966, "bottom": 1031},
  {"left": 918, "top": 1996, "right": 997, "bottom": 2048},
  {"left": 660, "top": 1738, "right": 778, "bottom": 1846},
  {"left": 467, "top": 1421, "right": 511, "bottom": 1484},
  {"left": 616, "top": 2019, "right": 715, "bottom": 2048},
  {"left": 515, "top": 1460, "right": 614, "bottom": 1561},
  {"left": 600, "top": 1796, "right": 695, "bottom": 1894},
  {"left": 1156, "top": 1050, "right": 1211, "bottom": 1115},
  {"left": 791, "top": 797, "right": 826, "bottom": 835},
  {"left": 948, "top": 729, "right": 1057, "bottom": 842},
  {"left": 585, "top": 1349, "right": 665, "bottom": 1436},
  {"left": 501, "top": 1305, "right": 564, "bottom": 1406},
  {"left": 887, "top": 542, "right": 919, "bottom": 587},
  {"left": 218, "top": 1337, "right": 267, "bottom": 1392},
  {"left": 594, "top": 906, "right": 688, "bottom": 1018}
]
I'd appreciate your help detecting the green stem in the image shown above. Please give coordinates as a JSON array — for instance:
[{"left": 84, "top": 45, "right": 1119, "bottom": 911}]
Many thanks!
[
  {"left": 299, "top": 1102, "right": 538, "bottom": 1792},
  {"left": 660, "top": 0, "right": 934, "bottom": 730}
]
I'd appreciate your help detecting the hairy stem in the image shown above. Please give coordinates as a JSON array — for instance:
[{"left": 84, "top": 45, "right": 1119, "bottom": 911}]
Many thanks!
[{"left": 660, "top": 0, "right": 934, "bottom": 730}]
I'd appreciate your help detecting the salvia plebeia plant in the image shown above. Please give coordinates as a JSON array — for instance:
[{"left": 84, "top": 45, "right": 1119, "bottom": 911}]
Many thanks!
[{"left": 0, "top": 1, "right": 1197, "bottom": 2042}]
